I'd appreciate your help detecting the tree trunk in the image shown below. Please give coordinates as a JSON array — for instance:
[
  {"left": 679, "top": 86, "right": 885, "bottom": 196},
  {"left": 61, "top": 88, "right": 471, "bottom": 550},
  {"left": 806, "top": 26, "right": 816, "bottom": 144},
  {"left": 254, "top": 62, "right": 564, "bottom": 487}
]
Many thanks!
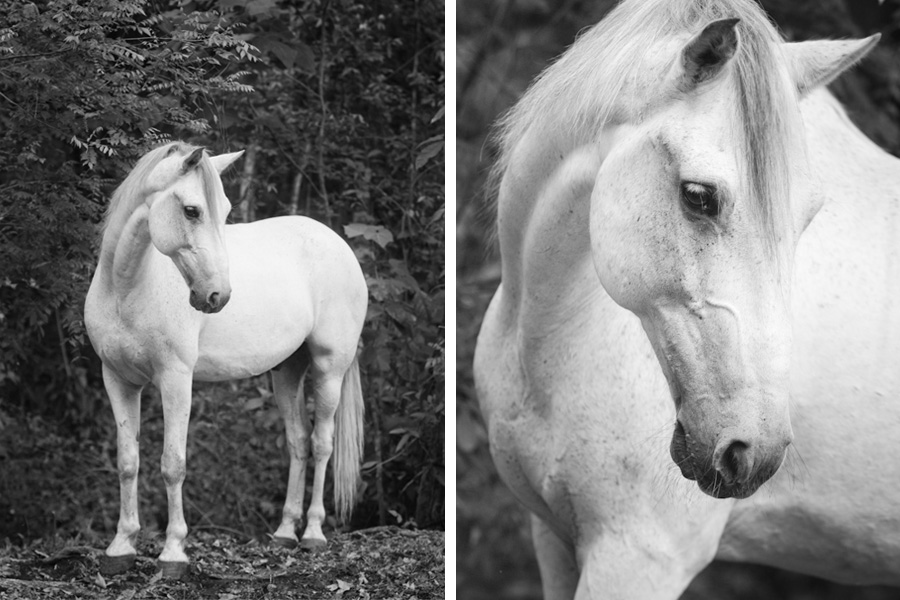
[
  {"left": 316, "top": 0, "right": 332, "bottom": 226},
  {"left": 238, "top": 144, "right": 258, "bottom": 223},
  {"left": 288, "top": 171, "right": 303, "bottom": 216}
]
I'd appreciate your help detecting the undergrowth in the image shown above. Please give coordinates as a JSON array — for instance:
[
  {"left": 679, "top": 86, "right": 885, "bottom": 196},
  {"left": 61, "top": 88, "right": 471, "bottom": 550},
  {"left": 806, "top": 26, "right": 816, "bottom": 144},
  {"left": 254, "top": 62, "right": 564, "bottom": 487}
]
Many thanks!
[{"left": 0, "top": 379, "right": 403, "bottom": 547}]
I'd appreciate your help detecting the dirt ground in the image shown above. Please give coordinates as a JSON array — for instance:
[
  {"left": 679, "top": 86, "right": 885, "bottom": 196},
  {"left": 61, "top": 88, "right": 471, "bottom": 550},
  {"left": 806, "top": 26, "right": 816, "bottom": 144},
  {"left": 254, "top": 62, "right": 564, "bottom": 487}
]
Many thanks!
[{"left": 0, "top": 526, "right": 443, "bottom": 599}]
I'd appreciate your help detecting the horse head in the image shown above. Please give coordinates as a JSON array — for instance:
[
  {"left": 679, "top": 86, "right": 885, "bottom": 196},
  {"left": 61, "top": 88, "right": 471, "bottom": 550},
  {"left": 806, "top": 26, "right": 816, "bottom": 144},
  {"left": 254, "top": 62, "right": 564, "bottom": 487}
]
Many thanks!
[
  {"left": 142, "top": 145, "right": 243, "bottom": 314},
  {"left": 589, "top": 18, "right": 877, "bottom": 498}
]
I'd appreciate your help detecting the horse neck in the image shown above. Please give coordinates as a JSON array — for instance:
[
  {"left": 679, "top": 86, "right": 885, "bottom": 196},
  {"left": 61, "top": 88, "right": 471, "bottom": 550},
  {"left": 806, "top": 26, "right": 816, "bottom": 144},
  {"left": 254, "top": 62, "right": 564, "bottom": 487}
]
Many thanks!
[
  {"left": 802, "top": 91, "right": 900, "bottom": 209},
  {"left": 497, "top": 123, "right": 603, "bottom": 316},
  {"left": 98, "top": 200, "right": 158, "bottom": 295},
  {"left": 497, "top": 120, "right": 600, "bottom": 294}
]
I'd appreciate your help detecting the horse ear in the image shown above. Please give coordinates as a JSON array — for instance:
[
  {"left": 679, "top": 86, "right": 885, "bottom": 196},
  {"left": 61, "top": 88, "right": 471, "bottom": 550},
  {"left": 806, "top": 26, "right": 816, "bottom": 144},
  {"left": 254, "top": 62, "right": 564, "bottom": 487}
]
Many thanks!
[
  {"left": 679, "top": 18, "right": 740, "bottom": 91},
  {"left": 208, "top": 150, "right": 245, "bottom": 174},
  {"left": 784, "top": 35, "right": 879, "bottom": 97},
  {"left": 181, "top": 147, "right": 204, "bottom": 173}
]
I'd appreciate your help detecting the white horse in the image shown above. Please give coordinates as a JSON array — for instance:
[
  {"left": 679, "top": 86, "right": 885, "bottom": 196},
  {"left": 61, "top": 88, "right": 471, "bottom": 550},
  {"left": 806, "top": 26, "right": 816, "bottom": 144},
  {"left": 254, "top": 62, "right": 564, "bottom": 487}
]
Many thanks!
[
  {"left": 474, "top": 0, "right": 900, "bottom": 597},
  {"left": 84, "top": 142, "right": 367, "bottom": 578}
]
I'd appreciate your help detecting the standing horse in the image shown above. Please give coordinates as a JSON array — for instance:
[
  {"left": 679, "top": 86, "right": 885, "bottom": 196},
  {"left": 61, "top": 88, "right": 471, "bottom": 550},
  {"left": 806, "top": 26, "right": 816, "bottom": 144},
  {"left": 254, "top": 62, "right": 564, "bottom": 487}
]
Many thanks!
[
  {"left": 84, "top": 142, "right": 367, "bottom": 578},
  {"left": 474, "top": 0, "right": 900, "bottom": 597}
]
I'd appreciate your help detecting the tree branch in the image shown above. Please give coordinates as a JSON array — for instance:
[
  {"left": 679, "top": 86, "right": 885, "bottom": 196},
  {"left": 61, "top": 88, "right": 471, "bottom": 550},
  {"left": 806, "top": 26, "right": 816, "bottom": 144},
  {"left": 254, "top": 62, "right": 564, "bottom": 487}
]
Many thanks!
[{"left": 316, "top": 0, "right": 332, "bottom": 226}]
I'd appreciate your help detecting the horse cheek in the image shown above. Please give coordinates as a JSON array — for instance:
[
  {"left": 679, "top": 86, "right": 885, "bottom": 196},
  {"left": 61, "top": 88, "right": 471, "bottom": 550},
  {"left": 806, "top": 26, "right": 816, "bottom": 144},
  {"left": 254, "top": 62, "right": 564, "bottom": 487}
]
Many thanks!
[{"left": 148, "top": 197, "right": 183, "bottom": 257}]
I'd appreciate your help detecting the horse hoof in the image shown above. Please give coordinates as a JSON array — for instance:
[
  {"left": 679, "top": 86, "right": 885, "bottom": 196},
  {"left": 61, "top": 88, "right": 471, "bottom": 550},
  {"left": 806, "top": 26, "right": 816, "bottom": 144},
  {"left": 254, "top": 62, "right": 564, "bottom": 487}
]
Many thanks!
[
  {"left": 299, "top": 538, "right": 327, "bottom": 552},
  {"left": 158, "top": 560, "right": 190, "bottom": 579},
  {"left": 99, "top": 553, "right": 135, "bottom": 576},
  {"left": 272, "top": 536, "right": 299, "bottom": 549}
]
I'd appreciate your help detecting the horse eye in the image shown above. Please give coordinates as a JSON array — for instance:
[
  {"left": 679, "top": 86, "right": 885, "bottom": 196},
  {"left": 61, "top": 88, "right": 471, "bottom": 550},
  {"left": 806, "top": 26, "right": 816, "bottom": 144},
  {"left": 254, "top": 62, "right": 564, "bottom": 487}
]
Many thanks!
[
  {"left": 183, "top": 206, "right": 201, "bottom": 220},
  {"left": 681, "top": 182, "right": 719, "bottom": 218}
]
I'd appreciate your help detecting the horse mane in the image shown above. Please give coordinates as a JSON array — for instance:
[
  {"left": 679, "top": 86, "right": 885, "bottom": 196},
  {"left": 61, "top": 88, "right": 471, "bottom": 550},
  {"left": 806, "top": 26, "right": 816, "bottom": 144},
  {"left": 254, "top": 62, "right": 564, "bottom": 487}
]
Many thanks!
[
  {"left": 490, "top": 0, "right": 802, "bottom": 256},
  {"left": 101, "top": 141, "right": 223, "bottom": 245}
]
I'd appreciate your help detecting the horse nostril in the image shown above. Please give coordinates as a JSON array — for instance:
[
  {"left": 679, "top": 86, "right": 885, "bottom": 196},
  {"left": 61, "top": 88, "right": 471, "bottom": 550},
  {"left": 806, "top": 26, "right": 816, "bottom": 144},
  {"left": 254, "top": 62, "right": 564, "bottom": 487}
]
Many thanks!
[
  {"left": 208, "top": 292, "right": 219, "bottom": 308},
  {"left": 718, "top": 440, "right": 750, "bottom": 484}
]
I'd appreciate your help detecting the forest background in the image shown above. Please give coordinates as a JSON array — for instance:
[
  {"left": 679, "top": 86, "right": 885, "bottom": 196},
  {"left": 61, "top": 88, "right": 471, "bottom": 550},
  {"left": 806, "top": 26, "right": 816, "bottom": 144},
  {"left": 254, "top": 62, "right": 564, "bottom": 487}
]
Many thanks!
[
  {"left": 0, "top": 0, "right": 445, "bottom": 548},
  {"left": 457, "top": 0, "right": 900, "bottom": 598}
]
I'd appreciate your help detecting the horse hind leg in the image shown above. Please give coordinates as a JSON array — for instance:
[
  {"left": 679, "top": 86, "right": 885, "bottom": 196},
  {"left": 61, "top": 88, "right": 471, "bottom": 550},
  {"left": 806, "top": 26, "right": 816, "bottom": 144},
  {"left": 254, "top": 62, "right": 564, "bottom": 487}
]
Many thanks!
[
  {"left": 100, "top": 365, "right": 144, "bottom": 576},
  {"left": 300, "top": 346, "right": 364, "bottom": 550},
  {"left": 271, "top": 348, "right": 312, "bottom": 548}
]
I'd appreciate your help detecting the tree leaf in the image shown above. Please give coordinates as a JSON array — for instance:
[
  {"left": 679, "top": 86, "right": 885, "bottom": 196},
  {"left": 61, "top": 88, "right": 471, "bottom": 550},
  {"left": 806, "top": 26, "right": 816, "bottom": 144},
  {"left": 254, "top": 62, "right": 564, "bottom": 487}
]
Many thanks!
[
  {"left": 244, "top": 396, "right": 265, "bottom": 411},
  {"left": 415, "top": 136, "right": 443, "bottom": 170},
  {"left": 344, "top": 223, "right": 394, "bottom": 249}
]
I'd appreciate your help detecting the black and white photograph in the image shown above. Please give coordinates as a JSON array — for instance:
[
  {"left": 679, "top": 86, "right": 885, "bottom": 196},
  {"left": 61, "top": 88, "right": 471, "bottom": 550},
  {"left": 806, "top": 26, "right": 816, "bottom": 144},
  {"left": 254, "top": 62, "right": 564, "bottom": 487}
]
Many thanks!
[
  {"left": 458, "top": 0, "right": 900, "bottom": 599},
  {"left": 0, "top": 0, "right": 444, "bottom": 597}
]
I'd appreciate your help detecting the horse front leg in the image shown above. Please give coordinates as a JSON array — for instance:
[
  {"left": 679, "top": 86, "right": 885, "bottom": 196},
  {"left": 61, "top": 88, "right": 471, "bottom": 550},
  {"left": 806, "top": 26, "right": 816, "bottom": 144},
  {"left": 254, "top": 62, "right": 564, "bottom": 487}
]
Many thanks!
[
  {"left": 572, "top": 513, "right": 727, "bottom": 600},
  {"left": 101, "top": 365, "right": 144, "bottom": 575},
  {"left": 156, "top": 368, "right": 193, "bottom": 578},
  {"left": 532, "top": 515, "right": 579, "bottom": 600}
]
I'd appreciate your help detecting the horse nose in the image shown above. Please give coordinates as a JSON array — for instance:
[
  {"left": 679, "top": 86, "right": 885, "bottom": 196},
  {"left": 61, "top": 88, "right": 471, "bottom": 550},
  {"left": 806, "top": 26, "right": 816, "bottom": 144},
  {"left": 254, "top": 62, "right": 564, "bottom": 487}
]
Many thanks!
[
  {"left": 207, "top": 290, "right": 229, "bottom": 311},
  {"left": 714, "top": 432, "right": 792, "bottom": 488}
]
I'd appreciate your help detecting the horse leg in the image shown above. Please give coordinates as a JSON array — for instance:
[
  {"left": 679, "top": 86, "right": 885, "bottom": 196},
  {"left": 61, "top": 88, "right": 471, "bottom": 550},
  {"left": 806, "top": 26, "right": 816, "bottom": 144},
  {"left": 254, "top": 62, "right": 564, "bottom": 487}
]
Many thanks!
[
  {"left": 101, "top": 365, "right": 144, "bottom": 575},
  {"left": 156, "top": 369, "right": 193, "bottom": 578},
  {"left": 271, "top": 351, "right": 312, "bottom": 548},
  {"left": 573, "top": 526, "right": 720, "bottom": 600},
  {"left": 299, "top": 355, "right": 348, "bottom": 549},
  {"left": 532, "top": 515, "right": 579, "bottom": 600}
]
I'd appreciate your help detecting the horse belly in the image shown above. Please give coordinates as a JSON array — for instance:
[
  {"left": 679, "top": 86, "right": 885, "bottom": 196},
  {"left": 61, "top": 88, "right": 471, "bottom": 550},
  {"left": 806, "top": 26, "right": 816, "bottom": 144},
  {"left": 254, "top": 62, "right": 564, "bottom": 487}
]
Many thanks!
[
  {"left": 194, "top": 248, "right": 314, "bottom": 381},
  {"left": 195, "top": 310, "right": 310, "bottom": 381}
]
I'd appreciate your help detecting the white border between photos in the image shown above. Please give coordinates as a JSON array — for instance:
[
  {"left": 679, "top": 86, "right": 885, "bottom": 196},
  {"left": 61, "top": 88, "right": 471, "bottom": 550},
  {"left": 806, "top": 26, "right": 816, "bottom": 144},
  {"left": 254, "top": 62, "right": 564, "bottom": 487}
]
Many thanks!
[{"left": 445, "top": 0, "right": 457, "bottom": 596}]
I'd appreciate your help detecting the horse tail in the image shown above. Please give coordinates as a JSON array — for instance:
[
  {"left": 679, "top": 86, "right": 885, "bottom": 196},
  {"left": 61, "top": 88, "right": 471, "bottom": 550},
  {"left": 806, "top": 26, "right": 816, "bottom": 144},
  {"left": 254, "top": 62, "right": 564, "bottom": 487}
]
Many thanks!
[{"left": 333, "top": 353, "right": 364, "bottom": 524}]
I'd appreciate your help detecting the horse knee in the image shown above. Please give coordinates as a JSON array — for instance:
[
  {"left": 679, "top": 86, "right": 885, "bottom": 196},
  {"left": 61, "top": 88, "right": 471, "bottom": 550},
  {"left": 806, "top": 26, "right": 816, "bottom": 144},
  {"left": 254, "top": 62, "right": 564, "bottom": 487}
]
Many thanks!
[
  {"left": 118, "top": 452, "right": 140, "bottom": 481},
  {"left": 160, "top": 453, "right": 186, "bottom": 487},
  {"left": 311, "top": 432, "right": 334, "bottom": 462},
  {"left": 285, "top": 424, "right": 309, "bottom": 452}
]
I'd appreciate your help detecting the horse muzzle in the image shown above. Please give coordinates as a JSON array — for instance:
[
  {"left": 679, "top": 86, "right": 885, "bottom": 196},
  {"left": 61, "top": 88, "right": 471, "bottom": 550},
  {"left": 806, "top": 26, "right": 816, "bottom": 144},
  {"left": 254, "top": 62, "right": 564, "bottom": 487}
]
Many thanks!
[
  {"left": 670, "top": 419, "right": 791, "bottom": 499},
  {"left": 189, "top": 288, "right": 231, "bottom": 313}
]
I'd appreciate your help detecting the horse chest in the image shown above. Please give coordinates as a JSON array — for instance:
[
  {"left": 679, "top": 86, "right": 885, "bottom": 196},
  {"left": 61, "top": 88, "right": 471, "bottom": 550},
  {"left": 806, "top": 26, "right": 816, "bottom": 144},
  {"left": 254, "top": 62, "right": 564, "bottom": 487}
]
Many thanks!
[
  {"left": 87, "top": 292, "right": 197, "bottom": 384},
  {"left": 478, "top": 288, "right": 679, "bottom": 541}
]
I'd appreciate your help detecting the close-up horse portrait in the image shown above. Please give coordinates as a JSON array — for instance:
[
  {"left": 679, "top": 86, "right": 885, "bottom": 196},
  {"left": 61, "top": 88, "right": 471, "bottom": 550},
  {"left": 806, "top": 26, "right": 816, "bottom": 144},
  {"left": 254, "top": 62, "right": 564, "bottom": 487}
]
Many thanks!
[
  {"left": 0, "top": 0, "right": 444, "bottom": 597},
  {"left": 457, "top": 0, "right": 900, "bottom": 598}
]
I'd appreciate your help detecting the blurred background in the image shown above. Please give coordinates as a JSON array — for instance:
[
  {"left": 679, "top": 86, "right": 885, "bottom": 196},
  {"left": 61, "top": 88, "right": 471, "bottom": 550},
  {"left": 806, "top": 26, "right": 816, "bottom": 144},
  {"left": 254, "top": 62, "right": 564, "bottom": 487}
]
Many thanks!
[
  {"left": 457, "top": 0, "right": 900, "bottom": 598},
  {"left": 0, "top": 0, "right": 444, "bottom": 549}
]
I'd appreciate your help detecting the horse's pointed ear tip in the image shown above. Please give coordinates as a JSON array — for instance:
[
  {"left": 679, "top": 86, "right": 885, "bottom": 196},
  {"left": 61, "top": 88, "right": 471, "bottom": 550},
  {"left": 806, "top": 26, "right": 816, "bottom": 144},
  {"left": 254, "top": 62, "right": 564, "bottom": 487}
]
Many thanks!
[
  {"left": 704, "top": 17, "right": 740, "bottom": 34},
  {"left": 183, "top": 147, "right": 204, "bottom": 170}
]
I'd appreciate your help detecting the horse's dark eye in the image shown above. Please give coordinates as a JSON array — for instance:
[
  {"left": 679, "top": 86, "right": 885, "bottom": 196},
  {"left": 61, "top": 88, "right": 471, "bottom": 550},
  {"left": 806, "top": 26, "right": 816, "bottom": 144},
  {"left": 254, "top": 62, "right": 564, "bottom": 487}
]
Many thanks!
[
  {"left": 681, "top": 182, "right": 719, "bottom": 218},
  {"left": 183, "top": 206, "right": 201, "bottom": 220}
]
